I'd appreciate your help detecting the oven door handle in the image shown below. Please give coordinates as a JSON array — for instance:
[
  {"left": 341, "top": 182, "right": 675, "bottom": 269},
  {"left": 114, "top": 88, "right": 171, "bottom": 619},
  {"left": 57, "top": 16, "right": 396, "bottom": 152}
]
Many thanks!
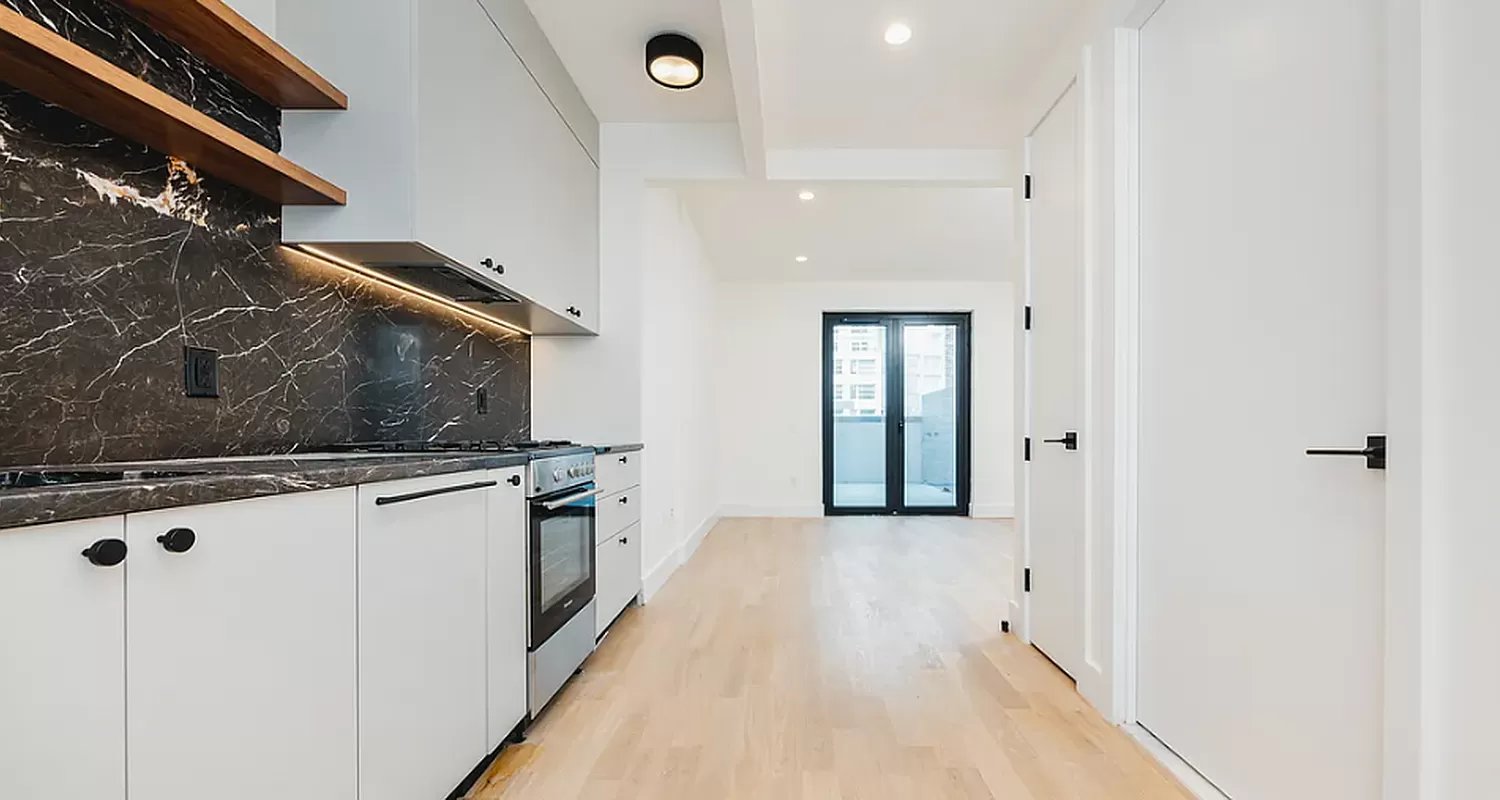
[{"left": 540, "top": 487, "right": 604, "bottom": 510}]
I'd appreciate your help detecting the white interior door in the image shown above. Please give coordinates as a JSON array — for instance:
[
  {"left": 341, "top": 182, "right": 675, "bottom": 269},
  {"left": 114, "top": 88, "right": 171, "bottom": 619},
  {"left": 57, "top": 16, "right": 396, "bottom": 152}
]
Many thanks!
[
  {"left": 1137, "top": 0, "right": 1385, "bottom": 797},
  {"left": 1027, "top": 81, "right": 1085, "bottom": 679}
]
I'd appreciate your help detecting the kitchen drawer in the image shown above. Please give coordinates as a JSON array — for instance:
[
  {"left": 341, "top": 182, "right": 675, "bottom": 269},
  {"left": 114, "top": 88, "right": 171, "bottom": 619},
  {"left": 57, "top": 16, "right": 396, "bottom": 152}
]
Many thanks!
[
  {"left": 595, "top": 451, "right": 640, "bottom": 496},
  {"left": 595, "top": 523, "right": 641, "bottom": 637},
  {"left": 595, "top": 485, "right": 640, "bottom": 545}
]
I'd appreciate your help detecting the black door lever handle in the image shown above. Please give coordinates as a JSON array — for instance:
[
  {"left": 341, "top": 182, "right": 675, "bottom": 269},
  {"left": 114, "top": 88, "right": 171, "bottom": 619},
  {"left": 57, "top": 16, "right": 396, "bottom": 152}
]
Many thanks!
[
  {"left": 1042, "top": 432, "right": 1079, "bottom": 451},
  {"left": 1306, "top": 434, "right": 1386, "bottom": 470}
]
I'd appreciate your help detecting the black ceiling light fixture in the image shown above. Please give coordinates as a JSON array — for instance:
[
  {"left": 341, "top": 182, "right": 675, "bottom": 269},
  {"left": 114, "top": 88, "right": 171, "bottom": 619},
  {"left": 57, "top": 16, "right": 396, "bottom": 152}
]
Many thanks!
[{"left": 646, "top": 33, "right": 704, "bottom": 90}]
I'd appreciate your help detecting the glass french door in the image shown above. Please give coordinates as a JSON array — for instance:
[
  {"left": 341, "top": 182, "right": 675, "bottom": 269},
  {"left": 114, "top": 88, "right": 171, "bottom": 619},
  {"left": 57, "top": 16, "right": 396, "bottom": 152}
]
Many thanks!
[{"left": 822, "top": 313, "right": 972, "bottom": 515}]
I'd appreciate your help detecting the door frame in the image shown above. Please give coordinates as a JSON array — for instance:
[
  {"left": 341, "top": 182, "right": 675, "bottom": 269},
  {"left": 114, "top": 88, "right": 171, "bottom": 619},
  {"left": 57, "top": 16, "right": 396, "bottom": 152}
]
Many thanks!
[
  {"left": 1033, "top": 1, "right": 1423, "bottom": 797},
  {"left": 821, "top": 312, "right": 974, "bottom": 517}
]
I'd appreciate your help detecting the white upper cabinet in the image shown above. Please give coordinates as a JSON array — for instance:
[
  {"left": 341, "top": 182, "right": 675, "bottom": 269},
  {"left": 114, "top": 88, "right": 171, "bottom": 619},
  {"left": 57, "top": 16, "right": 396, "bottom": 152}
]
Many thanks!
[
  {"left": 0, "top": 517, "right": 127, "bottom": 800},
  {"left": 124, "top": 490, "right": 358, "bottom": 800},
  {"left": 279, "top": 0, "right": 600, "bottom": 334}
]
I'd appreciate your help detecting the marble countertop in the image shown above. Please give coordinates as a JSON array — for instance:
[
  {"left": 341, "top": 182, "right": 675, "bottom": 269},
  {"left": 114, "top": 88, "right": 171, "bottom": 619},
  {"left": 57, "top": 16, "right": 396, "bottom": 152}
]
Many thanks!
[{"left": 0, "top": 451, "right": 539, "bottom": 531}]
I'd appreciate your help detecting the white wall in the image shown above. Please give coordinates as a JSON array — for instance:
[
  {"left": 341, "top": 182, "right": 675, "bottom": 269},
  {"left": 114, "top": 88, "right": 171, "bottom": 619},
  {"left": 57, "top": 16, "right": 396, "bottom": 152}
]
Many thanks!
[
  {"left": 714, "top": 280, "right": 1016, "bottom": 518},
  {"left": 638, "top": 188, "right": 720, "bottom": 591},
  {"left": 228, "top": 0, "right": 275, "bottom": 33}
]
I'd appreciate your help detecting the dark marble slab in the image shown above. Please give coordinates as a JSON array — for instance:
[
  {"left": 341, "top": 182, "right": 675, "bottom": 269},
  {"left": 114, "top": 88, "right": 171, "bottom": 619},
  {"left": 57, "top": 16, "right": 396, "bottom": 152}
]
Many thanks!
[
  {"left": 594, "top": 443, "right": 645, "bottom": 455},
  {"left": 0, "top": 452, "right": 538, "bottom": 530},
  {"left": 3, "top": 0, "right": 280, "bottom": 149}
]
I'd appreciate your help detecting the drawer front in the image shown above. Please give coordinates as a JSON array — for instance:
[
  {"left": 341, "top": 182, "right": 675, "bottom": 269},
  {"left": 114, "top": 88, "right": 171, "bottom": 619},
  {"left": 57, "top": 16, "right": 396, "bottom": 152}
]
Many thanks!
[
  {"left": 595, "top": 524, "right": 641, "bottom": 637},
  {"left": 595, "top": 451, "right": 641, "bottom": 496},
  {"left": 595, "top": 486, "right": 640, "bottom": 545}
]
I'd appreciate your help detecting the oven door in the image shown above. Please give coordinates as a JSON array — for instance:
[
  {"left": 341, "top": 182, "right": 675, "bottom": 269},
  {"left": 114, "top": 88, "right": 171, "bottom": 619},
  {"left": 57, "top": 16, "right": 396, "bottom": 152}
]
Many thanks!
[{"left": 529, "top": 483, "right": 598, "bottom": 649}]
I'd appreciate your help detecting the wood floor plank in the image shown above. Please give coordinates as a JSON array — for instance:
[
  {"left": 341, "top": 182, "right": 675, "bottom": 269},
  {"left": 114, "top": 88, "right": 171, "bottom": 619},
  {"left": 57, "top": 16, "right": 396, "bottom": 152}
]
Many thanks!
[{"left": 467, "top": 516, "right": 1191, "bottom": 800}]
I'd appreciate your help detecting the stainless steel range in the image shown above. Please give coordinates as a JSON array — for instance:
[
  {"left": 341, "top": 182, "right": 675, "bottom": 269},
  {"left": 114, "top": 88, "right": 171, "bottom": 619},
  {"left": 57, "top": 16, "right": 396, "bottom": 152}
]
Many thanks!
[{"left": 524, "top": 450, "right": 599, "bottom": 715}]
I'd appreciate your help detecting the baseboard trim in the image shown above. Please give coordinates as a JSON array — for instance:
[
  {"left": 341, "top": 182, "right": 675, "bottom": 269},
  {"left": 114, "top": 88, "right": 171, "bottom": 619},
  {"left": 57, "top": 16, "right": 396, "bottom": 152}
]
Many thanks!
[
  {"left": 642, "top": 512, "right": 722, "bottom": 602},
  {"left": 718, "top": 504, "right": 824, "bottom": 518},
  {"left": 972, "top": 503, "right": 1016, "bottom": 519},
  {"left": 682, "top": 512, "right": 718, "bottom": 560},
  {"left": 1125, "top": 724, "right": 1231, "bottom": 800}
]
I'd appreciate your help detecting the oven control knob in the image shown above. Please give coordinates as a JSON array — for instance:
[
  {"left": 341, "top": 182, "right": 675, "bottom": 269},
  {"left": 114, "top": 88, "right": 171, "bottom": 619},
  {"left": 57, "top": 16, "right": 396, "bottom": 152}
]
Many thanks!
[{"left": 552, "top": 468, "right": 564, "bottom": 482}]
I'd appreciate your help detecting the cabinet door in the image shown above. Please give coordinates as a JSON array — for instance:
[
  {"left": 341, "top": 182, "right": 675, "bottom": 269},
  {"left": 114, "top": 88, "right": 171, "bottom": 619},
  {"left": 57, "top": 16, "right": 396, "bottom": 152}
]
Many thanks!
[
  {"left": 358, "top": 472, "right": 490, "bottom": 800},
  {"left": 595, "top": 523, "right": 641, "bottom": 636},
  {"left": 0, "top": 517, "right": 126, "bottom": 800},
  {"left": 415, "top": 0, "right": 521, "bottom": 277},
  {"left": 416, "top": 0, "right": 599, "bottom": 330},
  {"left": 125, "top": 490, "right": 357, "bottom": 800},
  {"left": 486, "top": 467, "right": 528, "bottom": 748}
]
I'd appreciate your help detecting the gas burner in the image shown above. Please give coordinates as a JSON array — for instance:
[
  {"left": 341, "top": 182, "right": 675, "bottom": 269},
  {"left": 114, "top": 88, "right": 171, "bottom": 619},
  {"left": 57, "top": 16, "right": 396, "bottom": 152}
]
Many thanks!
[
  {"left": 318, "top": 439, "right": 577, "bottom": 454},
  {"left": 504, "top": 439, "right": 577, "bottom": 450}
]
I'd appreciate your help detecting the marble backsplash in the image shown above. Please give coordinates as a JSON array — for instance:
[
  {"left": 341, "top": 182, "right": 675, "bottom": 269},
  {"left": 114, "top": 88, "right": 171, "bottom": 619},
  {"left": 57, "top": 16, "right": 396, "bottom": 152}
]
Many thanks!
[{"left": 0, "top": 0, "right": 530, "bottom": 466}]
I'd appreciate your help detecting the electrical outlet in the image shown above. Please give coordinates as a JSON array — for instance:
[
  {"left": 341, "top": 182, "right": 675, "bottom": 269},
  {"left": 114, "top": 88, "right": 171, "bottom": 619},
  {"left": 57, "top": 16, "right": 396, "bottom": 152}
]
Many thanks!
[
  {"left": 183, "top": 346, "right": 219, "bottom": 398},
  {"left": 476, "top": 387, "right": 489, "bottom": 415}
]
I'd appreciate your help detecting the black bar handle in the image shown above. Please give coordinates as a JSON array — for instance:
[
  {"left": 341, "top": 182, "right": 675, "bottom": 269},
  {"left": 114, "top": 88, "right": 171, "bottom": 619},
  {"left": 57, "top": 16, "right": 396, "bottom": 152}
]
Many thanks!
[
  {"left": 1042, "top": 432, "right": 1079, "bottom": 451},
  {"left": 1306, "top": 435, "right": 1386, "bottom": 470},
  {"left": 375, "top": 480, "right": 498, "bottom": 506}
]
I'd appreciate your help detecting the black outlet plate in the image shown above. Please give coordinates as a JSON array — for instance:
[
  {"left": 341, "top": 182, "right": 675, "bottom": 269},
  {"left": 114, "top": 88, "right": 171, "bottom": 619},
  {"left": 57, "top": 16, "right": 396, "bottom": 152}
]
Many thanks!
[{"left": 183, "top": 346, "right": 220, "bottom": 398}]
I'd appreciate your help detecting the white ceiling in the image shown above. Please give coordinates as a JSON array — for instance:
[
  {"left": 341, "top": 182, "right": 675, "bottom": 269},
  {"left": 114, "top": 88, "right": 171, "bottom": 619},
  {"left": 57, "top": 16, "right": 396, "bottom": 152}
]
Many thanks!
[
  {"left": 521, "top": 0, "right": 738, "bottom": 123},
  {"left": 674, "top": 183, "right": 1013, "bottom": 282},
  {"left": 755, "top": 0, "right": 1091, "bottom": 149}
]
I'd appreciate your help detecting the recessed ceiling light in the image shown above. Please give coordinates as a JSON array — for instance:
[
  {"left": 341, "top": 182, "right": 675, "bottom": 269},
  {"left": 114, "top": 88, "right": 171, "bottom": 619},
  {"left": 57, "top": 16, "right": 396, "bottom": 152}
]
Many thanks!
[
  {"left": 795, "top": 255, "right": 809, "bottom": 263},
  {"left": 798, "top": 189, "right": 816, "bottom": 201},
  {"left": 884, "top": 22, "right": 912, "bottom": 46},
  {"left": 646, "top": 33, "right": 704, "bottom": 90}
]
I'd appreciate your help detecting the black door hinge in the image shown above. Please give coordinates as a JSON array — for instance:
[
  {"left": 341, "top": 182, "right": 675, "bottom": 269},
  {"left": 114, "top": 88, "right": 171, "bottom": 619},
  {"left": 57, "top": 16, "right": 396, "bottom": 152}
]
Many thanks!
[
  {"left": 1024, "top": 305, "right": 1032, "bottom": 331},
  {"left": 1024, "top": 568, "right": 1032, "bottom": 593},
  {"left": 1024, "top": 437, "right": 1032, "bottom": 462},
  {"left": 1024, "top": 174, "right": 1033, "bottom": 200}
]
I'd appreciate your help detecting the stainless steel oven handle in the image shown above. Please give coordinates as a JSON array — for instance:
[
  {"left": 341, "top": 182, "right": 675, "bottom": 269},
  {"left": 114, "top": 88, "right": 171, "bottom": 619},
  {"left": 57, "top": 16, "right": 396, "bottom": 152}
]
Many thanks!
[{"left": 540, "top": 487, "right": 603, "bottom": 510}]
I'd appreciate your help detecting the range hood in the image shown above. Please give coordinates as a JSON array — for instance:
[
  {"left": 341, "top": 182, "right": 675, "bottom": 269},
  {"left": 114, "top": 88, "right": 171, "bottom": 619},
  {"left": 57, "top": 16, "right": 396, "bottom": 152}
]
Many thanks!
[{"left": 287, "top": 242, "right": 591, "bottom": 336}]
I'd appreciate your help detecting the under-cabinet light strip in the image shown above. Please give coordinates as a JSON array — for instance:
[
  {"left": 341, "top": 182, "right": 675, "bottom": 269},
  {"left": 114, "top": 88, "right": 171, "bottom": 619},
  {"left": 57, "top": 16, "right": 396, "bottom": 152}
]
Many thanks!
[{"left": 287, "top": 245, "right": 533, "bottom": 337}]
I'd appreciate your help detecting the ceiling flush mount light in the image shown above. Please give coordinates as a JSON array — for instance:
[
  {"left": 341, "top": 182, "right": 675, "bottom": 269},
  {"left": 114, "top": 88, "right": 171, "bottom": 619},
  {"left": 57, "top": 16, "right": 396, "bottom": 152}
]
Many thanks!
[
  {"left": 646, "top": 33, "right": 704, "bottom": 90},
  {"left": 884, "top": 22, "right": 912, "bottom": 46},
  {"left": 795, "top": 255, "right": 809, "bottom": 263},
  {"left": 798, "top": 189, "right": 816, "bottom": 201}
]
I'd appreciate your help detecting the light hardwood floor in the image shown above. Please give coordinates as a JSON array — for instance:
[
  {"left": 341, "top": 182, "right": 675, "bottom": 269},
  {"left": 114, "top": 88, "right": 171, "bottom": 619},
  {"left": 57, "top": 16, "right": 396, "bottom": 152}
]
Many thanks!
[{"left": 468, "top": 516, "right": 1190, "bottom": 799}]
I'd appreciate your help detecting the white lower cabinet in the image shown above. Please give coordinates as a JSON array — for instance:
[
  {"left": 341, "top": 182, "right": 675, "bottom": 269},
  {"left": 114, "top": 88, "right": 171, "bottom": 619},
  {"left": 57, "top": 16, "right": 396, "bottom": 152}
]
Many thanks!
[
  {"left": 486, "top": 467, "right": 529, "bottom": 750},
  {"left": 0, "top": 517, "right": 126, "bottom": 800},
  {"left": 595, "top": 523, "right": 642, "bottom": 636},
  {"left": 357, "top": 472, "right": 490, "bottom": 800},
  {"left": 0, "top": 465, "right": 531, "bottom": 799},
  {"left": 125, "top": 489, "right": 358, "bottom": 800}
]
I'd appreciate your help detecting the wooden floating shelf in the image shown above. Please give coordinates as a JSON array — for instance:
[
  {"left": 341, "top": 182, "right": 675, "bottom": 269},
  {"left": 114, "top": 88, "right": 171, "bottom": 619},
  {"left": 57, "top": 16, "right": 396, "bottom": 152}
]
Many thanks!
[
  {"left": 0, "top": 6, "right": 345, "bottom": 206},
  {"left": 111, "top": 0, "right": 347, "bottom": 110}
]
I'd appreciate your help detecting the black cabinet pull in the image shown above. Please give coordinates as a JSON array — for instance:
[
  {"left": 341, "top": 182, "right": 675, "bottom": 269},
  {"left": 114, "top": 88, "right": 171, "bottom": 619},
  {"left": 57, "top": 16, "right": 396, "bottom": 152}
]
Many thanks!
[
  {"left": 375, "top": 480, "right": 498, "bottom": 506},
  {"left": 618, "top": 456, "right": 628, "bottom": 464},
  {"left": 81, "top": 538, "right": 127, "bottom": 567},
  {"left": 508, "top": 474, "right": 522, "bottom": 487},
  {"left": 157, "top": 527, "right": 196, "bottom": 553},
  {"left": 618, "top": 496, "right": 629, "bottom": 504},
  {"left": 619, "top": 536, "right": 628, "bottom": 545},
  {"left": 1307, "top": 434, "right": 1386, "bottom": 470},
  {"left": 1042, "top": 432, "right": 1079, "bottom": 451}
]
